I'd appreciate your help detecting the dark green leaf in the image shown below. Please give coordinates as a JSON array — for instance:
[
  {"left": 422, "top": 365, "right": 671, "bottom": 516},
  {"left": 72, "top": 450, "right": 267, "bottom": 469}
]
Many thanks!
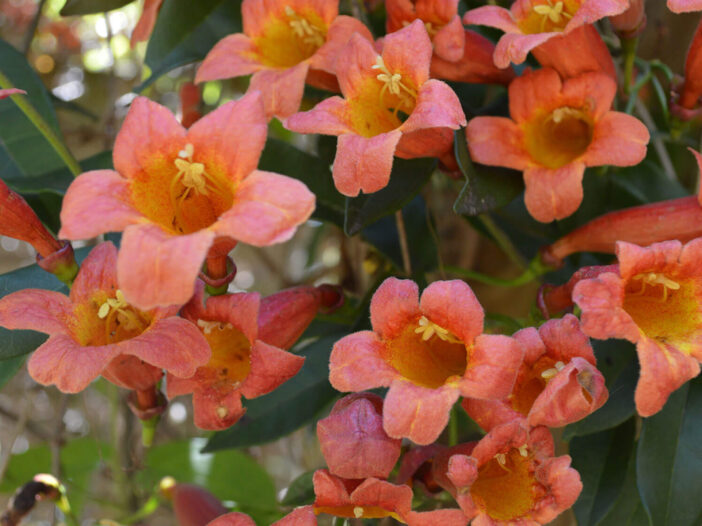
[
  {"left": 563, "top": 339, "right": 638, "bottom": 441},
  {"left": 361, "top": 196, "right": 438, "bottom": 276},
  {"left": 204, "top": 334, "right": 340, "bottom": 451},
  {"left": 141, "top": 0, "right": 241, "bottom": 88},
  {"left": 60, "top": 0, "right": 135, "bottom": 15},
  {"left": 344, "top": 157, "right": 436, "bottom": 236},
  {"left": 610, "top": 161, "right": 687, "bottom": 205},
  {"left": 0, "top": 355, "right": 25, "bottom": 389},
  {"left": 0, "top": 39, "right": 65, "bottom": 178},
  {"left": 258, "top": 138, "right": 344, "bottom": 226},
  {"left": 637, "top": 376, "right": 702, "bottom": 526},
  {"left": 597, "top": 446, "right": 648, "bottom": 526},
  {"left": 453, "top": 128, "right": 524, "bottom": 216},
  {"left": 281, "top": 470, "right": 315, "bottom": 506},
  {"left": 571, "top": 418, "right": 636, "bottom": 526},
  {"left": 138, "top": 438, "right": 277, "bottom": 510}
]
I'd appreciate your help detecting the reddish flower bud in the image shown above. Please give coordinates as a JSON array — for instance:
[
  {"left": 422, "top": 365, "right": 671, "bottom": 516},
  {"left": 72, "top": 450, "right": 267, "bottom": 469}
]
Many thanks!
[
  {"left": 676, "top": 19, "right": 702, "bottom": 111},
  {"left": 610, "top": 0, "right": 646, "bottom": 38},
  {"left": 317, "top": 394, "right": 401, "bottom": 480},
  {"left": 160, "top": 479, "right": 228, "bottom": 526},
  {"left": 180, "top": 82, "right": 202, "bottom": 128},
  {"left": 258, "top": 284, "right": 343, "bottom": 350}
]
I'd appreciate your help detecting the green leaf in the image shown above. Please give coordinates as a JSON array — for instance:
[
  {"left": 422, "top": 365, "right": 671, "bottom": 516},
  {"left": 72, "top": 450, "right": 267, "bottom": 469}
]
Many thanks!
[
  {"left": 344, "top": 157, "right": 436, "bottom": 236},
  {"left": 453, "top": 128, "right": 524, "bottom": 216},
  {"left": 281, "top": 470, "right": 315, "bottom": 506},
  {"left": 597, "top": 446, "right": 649, "bottom": 526},
  {"left": 0, "top": 39, "right": 65, "bottom": 178},
  {"left": 204, "top": 334, "right": 341, "bottom": 451},
  {"left": 571, "top": 418, "right": 636, "bottom": 526},
  {"left": 142, "top": 0, "right": 241, "bottom": 88},
  {"left": 637, "top": 376, "right": 702, "bottom": 526},
  {"left": 258, "top": 138, "right": 344, "bottom": 226},
  {"left": 563, "top": 339, "right": 638, "bottom": 441},
  {"left": 60, "top": 0, "right": 135, "bottom": 15},
  {"left": 0, "top": 355, "right": 26, "bottom": 389},
  {"left": 138, "top": 438, "right": 277, "bottom": 510}
]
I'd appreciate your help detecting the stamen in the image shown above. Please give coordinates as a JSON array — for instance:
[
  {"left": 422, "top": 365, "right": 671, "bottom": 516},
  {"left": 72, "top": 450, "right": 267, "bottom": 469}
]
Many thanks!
[
  {"left": 533, "top": 0, "right": 572, "bottom": 32},
  {"left": 540, "top": 360, "right": 566, "bottom": 381},
  {"left": 371, "top": 56, "right": 417, "bottom": 117},
  {"left": 494, "top": 452, "right": 511, "bottom": 472},
  {"left": 550, "top": 107, "right": 583, "bottom": 124},
  {"left": 197, "top": 319, "right": 234, "bottom": 335},
  {"left": 353, "top": 507, "right": 364, "bottom": 519},
  {"left": 414, "top": 315, "right": 462, "bottom": 344},
  {"left": 97, "top": 289, "right": 146, "bottom": 342},
  {"left": 285, "top": 6, "right": 325, "bottom": 48},
  {"left": 518, "top": 444, "right": 529, "bottom": 457},
  {"left": 631, "top": 272, "right": 681, "bottom": 302}
]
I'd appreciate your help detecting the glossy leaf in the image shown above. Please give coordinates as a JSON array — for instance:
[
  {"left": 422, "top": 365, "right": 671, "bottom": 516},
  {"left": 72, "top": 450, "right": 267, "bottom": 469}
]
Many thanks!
[
  {"left": 571, "top": 418, "right": 636, "bottom": 526},
  {"left": 203, "top": 334, "right": 341, "bottom": 451},
  {"left": 138, "top": 438, "right": 277, "bottom": 511},
  {"left": 281, "top": 470, "right": 315, "bottom": 506},
  {"left": 637, "top": 376, "right": 702, "bottom": 526},
  {"left": 60, "top": 0, "right": 135, "bottom": 15},
  {"left": 597, "top": 446, "right": 649, "bottom": 526},
  {"left": 142, "top": 0, "right": 241, "bottom": 88},
  {"left": 344, "top": 157, "right": 436, "bottom": 236},
  {"left": 0, "top": 355, "right": 25, "bottom": 389},
  {"left": 453, "top": 128, "right": 524, "bottom": 217},
  {"left": 258, "top": 138, "right": 344, "bottom": 226},
  {"left": 0, "top": 39, "right": 65, "bottom": 178},
  {"left": 563, "top": 339, "right": 637, "bottom": 441}
]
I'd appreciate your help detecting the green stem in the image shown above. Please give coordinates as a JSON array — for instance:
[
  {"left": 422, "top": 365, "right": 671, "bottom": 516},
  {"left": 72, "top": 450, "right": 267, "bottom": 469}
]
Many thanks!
[
  {"left": 477, "top": 214, "right": 526, "bottom": 270},
  {"left": 0, "top": 71, "right": 81, "bottom": 177},
  {"left": 444, "top": 266, "right": 536, "bottom": 287},
  {"left": 448, "top": 406, "right": 458, "bottom": 447},
  {"left": 621, "top": 37, "right": 639, "bottom": 95}
]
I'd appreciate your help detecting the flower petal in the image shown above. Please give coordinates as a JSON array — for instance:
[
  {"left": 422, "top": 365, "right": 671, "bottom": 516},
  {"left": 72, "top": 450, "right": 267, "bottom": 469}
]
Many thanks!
[
  {"left": 383, "top": 380, "right": 459, "bottom": 444},
  {"left": 193, "top": 386, "right": 246, "bottom": 430},
  {"left": 239, "top": 340, "right": 304, "bottom": 398},
  {"left": 493, "top": 31, "right": 555, "bottom": 68},
  {"left": 523, "top": 163, "right": 585, "bottom": 223},
  {"left": 329, "top": 331, "right": 397, "bottom": 391},
  {"left": 273, "top": 506, "right": 316, "bottom": 526},
  {"left": 460, "top": 334, "right": 523, "bottom": 400},
  {"left": 202, "top": 512, "right": 256, "bottom": 526},
  {"left": 333, "top": 130, "right": 402, "bottom": 196},
  {"left": 59, "top": 170, "right": 142, "bottom": 240},
  {"left": 248, "top": 62, "right": 310, "bottom": 120},
  {"left": 462, "top": 5, "right": 520, "bottom": 33},
  {"left": 382, "top": 20, "right": 432, "bottom": 88},
  {"left": 195, "top": 34, "right": 263, "bottom": 83},
  {"left": 465, "top": 117, "right": 529, "bottom": 171},
  {"left": 118, "top": 224, "right": 215, "bottom": 310},
  {"left": 69, "top": 242, "right": 118, "bottom": 305},
  {"left": 187, "top": 91, "right": 267, "bottom": 184},
  {"left": 370, "top": 277, "right": 420, "bottom": 339},
  {"left": 284, "top": 96, "right": 352, "bottom": 135},
  {"left": 432, "top": 15, "right": 465, "bottom": 62},
  {"left": 28, "top": 334, "right": 120, "bottom": 393},
  {"left": 113, "top": 96, "right": 186, "bottom": 180},
  {"left": 0, "top": 289, "right": 72, "bottom": 336},
  {"left": 401, "top": 79, "right": 466, "bottom": 133},
  {"left": 215, "top": 170, "right": 314, "bottom": 246},
  {"left": 336, "top": 33, "right": 379, "bottom": 99},
  {"left": 668, "top": 0, "right": 702, "bottom": 12},
  {"left": 419, "top": 279, "right": 484, "bottom": 344},
  {"left": 311, "top": 15, "right": 373, "bottom": 72},
  {"left": 585, "top": 112, "right": 649, "bottom": 167}
]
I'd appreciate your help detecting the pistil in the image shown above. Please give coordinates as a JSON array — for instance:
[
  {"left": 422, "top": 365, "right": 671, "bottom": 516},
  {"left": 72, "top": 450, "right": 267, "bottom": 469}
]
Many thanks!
[
  {"left": 371, "top": 56, "right": 417, "bottom": 118},
  {"left": 414, "top": 315, "right": 462, "bottom": 344},
  {"left": 285, "top": 6, "right": 325, "bottom": 49},
  {"left": 630, "top": 272, "right": 681, "bottom": 301}
]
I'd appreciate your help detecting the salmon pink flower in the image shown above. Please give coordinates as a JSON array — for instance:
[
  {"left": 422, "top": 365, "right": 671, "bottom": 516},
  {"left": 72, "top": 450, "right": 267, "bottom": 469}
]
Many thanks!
[
  {"left": 329, "top": 278, "right": 523, "bottom": 445},
  {"left": 0, "top": 242, "right": 210, "bottom": 393},
  {"left": 463, "top": 0, "right": 629, "bottom": 68},
  {"left": 610, "top": 0, "right": 646, "bottom": 37},
  {"left": 311, "top": 470, "right": 468, "bottom": 525},
  {"left": 58, "top": 92, "right": 314, "bottom": 310},
  {"left": 210, "top": 508, "right": 317, "bottom": 526},
  {"left": 463, "top": 314, "right": 607, "bottom": 430},
  {"left": 433, "top": 420, "right": 582, "bottom": 525},
  {"left": 166, "top": 284, "right": 304, "bottom": 430},
  {"left": 159, "top": 479, "right": 228, "bottom": 526},
  {"left": 668, "top": 0, "right": 702, "bottom": 12},
  {"left": 317, "top": 393, "right": 401, "bottom": 480},
  {"left": 208, "top": 512, "right": 257, "bottom": 526},
  {"left": 285, "top": 21, "right": 466, "bottom": 196},
  {"left": 573, "top": 239, "right": 702, "bottom": 416},
  {"left": 674, "top": 19, "right": 702, "bottom": 114},
  {"left": 195, "top": 0, "right": 372, "bottom": 120},
  {"left": 466, "top": 68, "right": 649, "bottom": 223}
]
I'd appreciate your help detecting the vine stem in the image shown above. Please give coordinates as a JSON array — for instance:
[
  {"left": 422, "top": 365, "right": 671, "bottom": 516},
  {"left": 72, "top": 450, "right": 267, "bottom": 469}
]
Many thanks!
[
  {"left": 395, "top": 210, "right": 412, "bottom": 276},
  {"left": 0, "top": 71, "right": 81, "bottom": 177},
  {"left": 478, "top": 214, "right": 526, "bottom": 270}
]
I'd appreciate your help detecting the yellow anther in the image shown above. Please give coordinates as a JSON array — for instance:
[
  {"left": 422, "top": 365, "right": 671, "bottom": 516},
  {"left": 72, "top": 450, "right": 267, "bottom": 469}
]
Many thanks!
[
  {"left": 353, "top": 507, "right": 364, "bottom": 519},
  {"left": 98, "top": 289, "right": 128, "bottom": 319},
  {"left": 414, "top": 315, "right": 462, "bottom": 344},
  {"left": 518, "top": 444, "right": 529, "bottom": 457},
  {"left": 97, "top": 289, "right": 145, "bottom": 341},
  {"left": 216, "top": 406, "right": 228, "bottom": 419},
  {"left": 550, "top": 107, "right": 583, "bottom": 124},
  {"left": 540, "top": 360, "right": 566, "bottom": 381},
  {"left": 494, "top": 452, "right": 512, "bottom": 472},
  {"left": 197, "top": 319, "right": 233, "bottom": 335},
  {"left": 285, "top": 6, "right": 325, "bottom": 48},
  {"left": 533, "top": 0, "right": 572, "bottom": 32},
  {"left": 371, "top": 55, "right": 417, "bottom": 116},
  {"left": 631, "top": 272, "right": 681, "bottom": 302},
  {"left": 178, "top": 143, "right": 194, "bottom": 159}
]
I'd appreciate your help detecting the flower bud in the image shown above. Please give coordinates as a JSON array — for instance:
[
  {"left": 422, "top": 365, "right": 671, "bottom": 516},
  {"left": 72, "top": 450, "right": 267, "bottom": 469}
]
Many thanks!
[
  {"left": 160, "top": 479, "right": 228, "bottom": 526},
  {"left": 610, "top": 0, "right": 646, "bottom": 38}
]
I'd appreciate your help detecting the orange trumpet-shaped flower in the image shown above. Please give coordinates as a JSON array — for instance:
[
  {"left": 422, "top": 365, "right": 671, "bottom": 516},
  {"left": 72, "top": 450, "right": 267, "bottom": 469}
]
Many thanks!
[
  {"left": 59, "top": 93, "right": 314, "bottom": 310},
  {"left": 329, "top": 278, "right": 523, "bottom": 445},
  {"left": 195, "top": 0, "right": 372, "bottom": 120},
  {"left": 432, "top": 420, "right": 582, "bottom": 525},
  {"left": 668, "top": 0, "right": 702, "bottom": 12},
  {"left": 166, "top": 284, "right": 305, "bottom": 430},
  {"left": 0, "top": 242, "right": 210, "bottom": 393},
  {"left": 463, "top": 0, "right": 629, "bottom": 69},
  {"left": 573, "top": 239, "right": 702, "bottom": 416},
  {"left": 463, "top": 314, "right": 608, "bottom": 430},
  {"left": 466, "top": 68, "right": 649, "bottom": 223},
  {"left": 285, "top": 21, "right": 466, "bottom": 196}
]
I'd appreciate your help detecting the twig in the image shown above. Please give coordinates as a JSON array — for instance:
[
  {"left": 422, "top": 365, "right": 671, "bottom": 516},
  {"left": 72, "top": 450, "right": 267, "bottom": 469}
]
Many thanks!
[
  {"left": 22, "top": 0, "right": 48, "bottom": 55},
  {"left": 634, "top": 97, "right": 676, "bottom": 180},
  {"left": 478, "top": 214, "right": 527, "bottom": 270},
  {"left": 395, "top": 210, "right": 412, "bottom": 276}
]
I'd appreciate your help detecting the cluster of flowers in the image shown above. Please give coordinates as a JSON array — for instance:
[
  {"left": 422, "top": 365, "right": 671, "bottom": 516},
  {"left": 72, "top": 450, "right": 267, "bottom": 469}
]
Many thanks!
[{"left": 4, "top": 0, "right": 702, "bottom": 523}]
